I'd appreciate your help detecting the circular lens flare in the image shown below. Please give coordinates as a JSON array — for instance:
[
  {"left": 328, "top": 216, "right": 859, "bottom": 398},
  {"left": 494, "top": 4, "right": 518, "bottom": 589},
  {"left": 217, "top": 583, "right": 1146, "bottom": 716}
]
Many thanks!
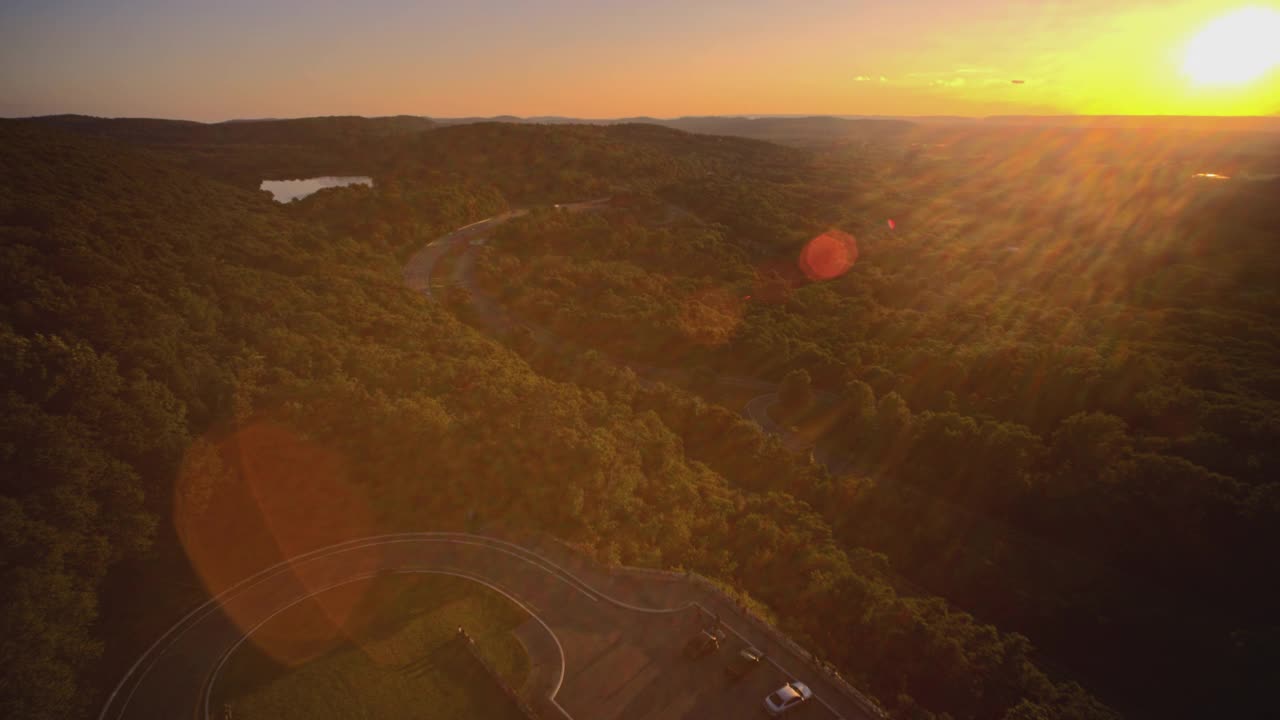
[
  {"left": 799, "top": 229, "right": 859, "bottom": 281},
  {"left": 175, "top": 420, "right": 377, "bottom": 665}
]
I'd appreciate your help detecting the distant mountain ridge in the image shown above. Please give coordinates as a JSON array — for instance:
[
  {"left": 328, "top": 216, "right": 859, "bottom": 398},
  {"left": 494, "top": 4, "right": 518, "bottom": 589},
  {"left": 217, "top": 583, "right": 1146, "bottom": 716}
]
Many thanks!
[
  {"left": 25, "top": 114, "right": 436, "bottom": 145},
  {"left": 24, "top": 113, "right": 1280, "bottom": 152},
  {"left": 428, "top": 113, "right": 1280, "bottom": 133},
  {"left": 983, "top": 115, "right": 1280, "bottom": 132},
  {"left": 14, "top": 114, "right": 439, "bottom": 187}
]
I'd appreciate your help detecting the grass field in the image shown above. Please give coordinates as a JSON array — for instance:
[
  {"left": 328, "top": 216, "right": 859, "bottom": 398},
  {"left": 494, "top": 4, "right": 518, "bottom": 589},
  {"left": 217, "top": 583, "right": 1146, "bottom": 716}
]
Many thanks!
[{"left": 214, "top": 573, "right": 532, "bottom": 720}]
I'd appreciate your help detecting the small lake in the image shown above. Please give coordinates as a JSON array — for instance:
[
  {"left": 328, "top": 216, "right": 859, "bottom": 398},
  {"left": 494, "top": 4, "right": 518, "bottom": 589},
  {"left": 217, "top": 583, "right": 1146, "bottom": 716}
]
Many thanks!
[{"left": 260, "top": 176, "right": 373, "bottom": 202}]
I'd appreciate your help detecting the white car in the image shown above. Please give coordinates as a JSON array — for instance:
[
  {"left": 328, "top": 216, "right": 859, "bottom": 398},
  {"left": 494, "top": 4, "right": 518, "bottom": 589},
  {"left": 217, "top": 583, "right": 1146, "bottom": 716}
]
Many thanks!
[{"left": 764, "top": 681, "right": 813, "bottom": 715}]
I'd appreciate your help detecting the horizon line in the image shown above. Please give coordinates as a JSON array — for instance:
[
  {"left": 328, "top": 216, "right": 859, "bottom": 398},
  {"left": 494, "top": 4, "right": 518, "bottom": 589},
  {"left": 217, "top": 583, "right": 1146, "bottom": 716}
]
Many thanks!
[{"left": 7, "top": 111, "right": 1280, "bottom": 124}]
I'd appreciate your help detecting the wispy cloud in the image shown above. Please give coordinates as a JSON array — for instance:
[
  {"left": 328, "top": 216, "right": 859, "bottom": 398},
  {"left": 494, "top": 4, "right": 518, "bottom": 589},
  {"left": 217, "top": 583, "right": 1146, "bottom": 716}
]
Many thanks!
[
  {"left": 909, "top": 67, "right": 1001, "bottom": 82},
  {"left": 855, "top": 75, "right": 870, "bottom": 82},
  {"left": 903, "top": 66, "right": 1034, "bottom": 91}
]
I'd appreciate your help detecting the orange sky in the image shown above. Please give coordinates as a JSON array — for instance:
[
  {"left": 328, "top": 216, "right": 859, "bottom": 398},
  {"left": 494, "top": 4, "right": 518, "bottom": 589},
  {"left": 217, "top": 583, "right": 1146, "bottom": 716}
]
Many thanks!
[{"left": 1, "top": 0, "right": 1277, "bottom": 120}]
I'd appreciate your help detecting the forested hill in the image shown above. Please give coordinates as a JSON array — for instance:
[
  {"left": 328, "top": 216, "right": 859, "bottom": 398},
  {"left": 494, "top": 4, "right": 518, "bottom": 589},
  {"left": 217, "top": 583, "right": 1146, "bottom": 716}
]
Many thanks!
[
  {"left": 16, "top": 114, "right": 436, "bottom": 188},
  {"left": 25, "top": 113, "right": 436, "bottom": 146},
  {"left": 393, "top": 121, "right": 831, "bottom": 202},
  {"left": 15, "top": 114, "right": 840, "bottom": 197},
  {"left": 1, "top": 123, "right": 1115, "bottom": 720},
  {"left": 401, "top": 113, "right": 916, "bottom": 146}
]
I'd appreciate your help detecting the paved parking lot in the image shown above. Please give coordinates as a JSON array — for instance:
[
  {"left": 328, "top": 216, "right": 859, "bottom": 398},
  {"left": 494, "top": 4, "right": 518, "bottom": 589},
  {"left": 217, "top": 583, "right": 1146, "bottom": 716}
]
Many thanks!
[{"left": 553, "top": 607, "right": 833, "bottom": 719}]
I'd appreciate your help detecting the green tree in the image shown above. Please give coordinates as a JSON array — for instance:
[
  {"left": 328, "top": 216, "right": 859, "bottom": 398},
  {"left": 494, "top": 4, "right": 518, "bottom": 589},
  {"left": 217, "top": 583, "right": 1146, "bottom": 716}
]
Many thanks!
[{"left": 1047, "top": 412, "right": 1132, "bottom": 492}]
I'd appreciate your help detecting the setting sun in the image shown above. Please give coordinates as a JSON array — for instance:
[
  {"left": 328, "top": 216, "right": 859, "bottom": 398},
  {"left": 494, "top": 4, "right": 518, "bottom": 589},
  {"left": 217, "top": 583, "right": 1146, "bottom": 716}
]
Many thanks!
[{"left": 1182, "top": 7, "right": 1280, "bottom": 86}]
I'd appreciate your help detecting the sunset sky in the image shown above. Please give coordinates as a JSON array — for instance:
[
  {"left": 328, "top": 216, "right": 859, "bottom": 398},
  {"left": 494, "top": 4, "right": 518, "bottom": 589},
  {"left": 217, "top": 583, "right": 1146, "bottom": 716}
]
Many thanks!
[{"left": 2, "top": 0, "right": 1277, "bottom": 121}]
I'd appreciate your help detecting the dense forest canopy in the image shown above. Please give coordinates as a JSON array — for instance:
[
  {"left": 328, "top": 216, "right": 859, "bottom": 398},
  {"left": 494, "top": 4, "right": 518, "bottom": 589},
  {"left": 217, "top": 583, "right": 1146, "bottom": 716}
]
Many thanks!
[{"left": 2, "top": 114, "right": 1277, "bottom": 720}]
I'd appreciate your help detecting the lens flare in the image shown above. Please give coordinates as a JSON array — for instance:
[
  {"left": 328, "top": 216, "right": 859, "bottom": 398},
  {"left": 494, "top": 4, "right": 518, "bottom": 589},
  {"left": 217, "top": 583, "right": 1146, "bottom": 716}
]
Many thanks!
[
  {"left": 799, "top": 229, "right": 859, "bottom": 281},
  {"left": 174, "top": 420, "right": 377, "bottom": 665}
]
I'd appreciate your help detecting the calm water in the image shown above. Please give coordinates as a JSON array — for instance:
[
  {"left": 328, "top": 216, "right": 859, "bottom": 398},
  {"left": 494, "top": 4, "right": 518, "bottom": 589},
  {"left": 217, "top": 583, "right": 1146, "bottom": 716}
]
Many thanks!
[
  {"left": 260, "top": 176, "right": 373, "bottom": 202},
  {"left": 1191, "top": 172, "right": 1280, "bottom": 182}
]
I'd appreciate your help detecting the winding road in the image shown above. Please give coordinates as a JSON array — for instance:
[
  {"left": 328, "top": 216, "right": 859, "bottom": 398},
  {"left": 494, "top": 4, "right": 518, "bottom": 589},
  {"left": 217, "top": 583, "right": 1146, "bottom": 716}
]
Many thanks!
[
  {"left": 404, "top": 203, "right": 822, "bottom": 452},
  {"left": 744, "top": 392, "right": 785, "bottom": 437},
  {"left": 410, "top": 203, "right": 872, "bottom": 491},
  {"left": 402, "top": 209, "right": 530, "bottom": 300}
]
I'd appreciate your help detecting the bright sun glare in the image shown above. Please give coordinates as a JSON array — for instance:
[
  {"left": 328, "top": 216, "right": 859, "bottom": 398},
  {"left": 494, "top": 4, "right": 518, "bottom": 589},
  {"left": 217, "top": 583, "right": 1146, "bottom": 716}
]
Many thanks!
[{"left": 1182, "top": 7, "right": 1280, "bottom": 86}]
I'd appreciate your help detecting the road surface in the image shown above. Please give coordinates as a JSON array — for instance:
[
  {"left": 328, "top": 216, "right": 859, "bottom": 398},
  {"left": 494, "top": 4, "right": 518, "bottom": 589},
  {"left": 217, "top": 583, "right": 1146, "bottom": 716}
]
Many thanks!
[
  {"left": 407, "top": 205, "right": 794, "bottom": 429},
  {"left": 99, "top": 534, "right": 882, "bottom": 720},
  {"left": 402, "top": 210, "right": 529, "bottom": 300},
  {"left": 410, "top": 203, "right": 844, "bottom": 470}
]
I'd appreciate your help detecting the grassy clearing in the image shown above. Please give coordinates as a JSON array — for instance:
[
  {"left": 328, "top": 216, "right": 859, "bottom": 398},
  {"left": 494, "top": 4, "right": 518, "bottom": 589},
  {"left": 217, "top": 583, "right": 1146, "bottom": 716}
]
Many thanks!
[{"left": 214, "top": 573, "right": 531, "bottom": 720}]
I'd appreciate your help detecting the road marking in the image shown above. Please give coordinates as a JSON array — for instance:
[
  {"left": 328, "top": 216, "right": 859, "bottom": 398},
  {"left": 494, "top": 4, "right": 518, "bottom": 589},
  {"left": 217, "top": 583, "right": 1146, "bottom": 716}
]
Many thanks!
[
  {"left": 203, "top": 568, "right": 574, "bottom": 720},
  {"left": 375, "top": 536, "right": 601, "bottom": 603},
  {"left": 103, "top": 533, "right": 594, "bottom": 720},
  {"left": 106, "top": 532, "right": 864, "bottom": 720}
]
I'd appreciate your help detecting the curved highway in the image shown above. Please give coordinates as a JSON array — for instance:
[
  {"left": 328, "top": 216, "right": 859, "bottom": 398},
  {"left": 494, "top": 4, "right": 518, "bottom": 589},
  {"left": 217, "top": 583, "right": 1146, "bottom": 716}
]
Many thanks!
[{"left": 405, "top": 205, "right": 799, "bottom": 431}]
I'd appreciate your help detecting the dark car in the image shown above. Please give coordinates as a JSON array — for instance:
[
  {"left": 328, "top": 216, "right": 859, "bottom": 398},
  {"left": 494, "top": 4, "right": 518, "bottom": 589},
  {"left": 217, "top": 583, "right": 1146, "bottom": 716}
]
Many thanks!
[
  {"left": 683, "top": 628, "right": 725, "bottom": 658},
  {"left": 724, "top": 645, "right": 764, "bottom": 680}
]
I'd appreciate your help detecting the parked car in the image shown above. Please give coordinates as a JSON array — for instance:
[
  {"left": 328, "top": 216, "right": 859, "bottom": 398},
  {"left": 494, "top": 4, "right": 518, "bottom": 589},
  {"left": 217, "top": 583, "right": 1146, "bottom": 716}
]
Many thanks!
[
  {"left": 724, "top": 645, "right": 764, "bottom": 680},
  {"left": 764, "top": 681, "right": 813, "bottom": 716},
  {"left": 682, "top": 628, "right": 725, "bottom": 658}
]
